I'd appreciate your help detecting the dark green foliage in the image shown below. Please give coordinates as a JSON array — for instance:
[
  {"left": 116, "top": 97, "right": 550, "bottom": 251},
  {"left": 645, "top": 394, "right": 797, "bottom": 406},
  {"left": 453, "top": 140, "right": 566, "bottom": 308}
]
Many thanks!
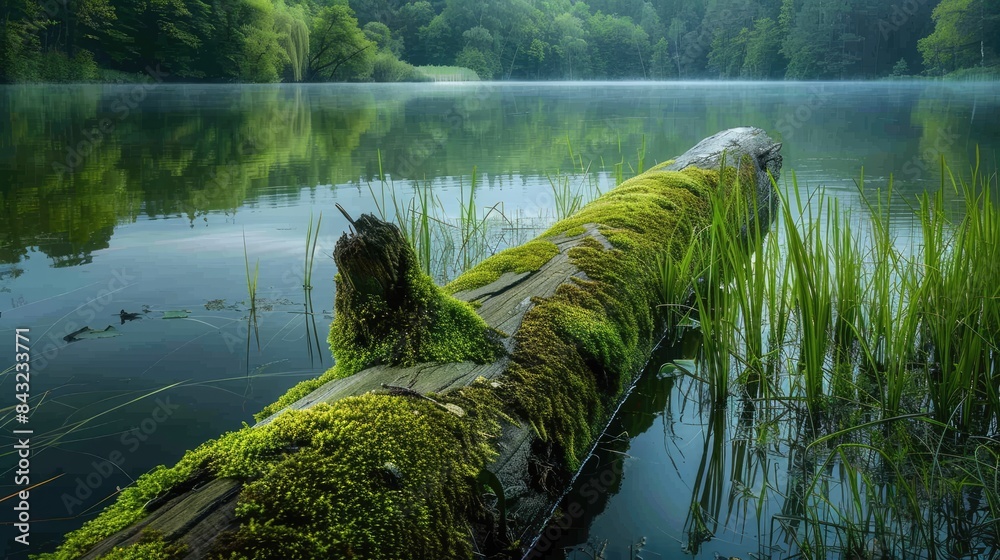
[
  {"left": 587, "top": 12, "right": 651, "bottom": 78},
  {"left": 364, "top": 21, "right": 403, "bottom": 56},
  {"left": 307, "top": 5, "right": 376, "bottom": 81},
  {"left": 891, "top": 57, "right": 910, "bottom": 76},
  {"left": 919, "top": 0, "right": 1000, "bottom": 75},
  {"left": 1, "top": 0, "right": 997, "bottom": 82}
]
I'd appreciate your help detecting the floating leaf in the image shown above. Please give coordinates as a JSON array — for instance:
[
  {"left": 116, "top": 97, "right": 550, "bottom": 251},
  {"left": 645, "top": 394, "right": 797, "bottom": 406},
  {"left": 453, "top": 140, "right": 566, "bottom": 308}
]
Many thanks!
[
  {"left": 162, "top": 310, "right": 191, "bottom": 319},
  {"left": 64, "top": 326, "right": 122, "bottom": 342},
  {"left": 671, "top": 359, "right": 698, "bottom": 377},
  {"left": 657, "top": 363, "right": 680, "bottom": 379}
]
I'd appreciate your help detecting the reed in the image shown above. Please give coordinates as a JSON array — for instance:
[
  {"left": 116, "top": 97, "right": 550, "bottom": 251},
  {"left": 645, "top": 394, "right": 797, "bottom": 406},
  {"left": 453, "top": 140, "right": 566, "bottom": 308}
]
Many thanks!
[
  {"left": 547, "top": 169, "right": 589, "bottom": 221},
  {"left": 243, "top": 229, "right": 261, "bottom": 349},
  {"left": 655, "top": 238, "right": 700, "bottom": 332},
  {"left": 410, "top": 179, "right": 434, "bottom": 275},
  {"left": 636, "top": 134, "right": 646, "bottom": 175},
  {"left": 566, "top": 134, "right": 585, "bottom": 173},
  {"left": 303, "top": 211, "right": 322, "bottom": 290},
  {"left": 458, "top": 168, "right": 479, "bottom": 272},
  {"left": 782, "top": 183, "right": 833, "bottom": 420},
  {"left": 672, "top": 157, "right": 1000, "bottom": 558},
  {"left": 913, "top": 155, "right": 1000, "bottom": 435}
]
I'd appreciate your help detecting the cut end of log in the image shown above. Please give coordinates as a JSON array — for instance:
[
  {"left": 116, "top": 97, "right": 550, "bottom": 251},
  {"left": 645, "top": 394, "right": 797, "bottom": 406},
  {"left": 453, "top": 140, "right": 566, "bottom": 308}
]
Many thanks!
[{"left": 329, "top": 213, "right": 505, "bottom": 377}]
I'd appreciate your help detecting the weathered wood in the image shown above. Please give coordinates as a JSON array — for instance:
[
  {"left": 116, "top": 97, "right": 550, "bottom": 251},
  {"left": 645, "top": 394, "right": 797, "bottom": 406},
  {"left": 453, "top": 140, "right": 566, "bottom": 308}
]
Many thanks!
[{"left": 54, "top": 128, "right": 781, "bottom": 560}]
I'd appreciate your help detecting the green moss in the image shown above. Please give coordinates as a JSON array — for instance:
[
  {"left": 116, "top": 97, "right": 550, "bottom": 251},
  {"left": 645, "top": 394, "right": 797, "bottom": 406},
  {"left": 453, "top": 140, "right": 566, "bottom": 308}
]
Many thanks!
[
  {"left": 213, "top": 392, "right": 501, "bottom": 559},
  {"left": 330, "top": 268, "right": 502, "bottom": 373},
  {"left": 444, "top": 240, "right": 560, "bottom": 294},
  {"left": 95, "top": 531, "right": 186, "bottom": 560},
  {"left": 40, "top": 386, "right": 504, "bottom": 560},
  {"left": 33, "top": 451, "right": 216, "bottom": 560},
  {"left": 501, "top": 166, "right": 745, "bottom": 469}
]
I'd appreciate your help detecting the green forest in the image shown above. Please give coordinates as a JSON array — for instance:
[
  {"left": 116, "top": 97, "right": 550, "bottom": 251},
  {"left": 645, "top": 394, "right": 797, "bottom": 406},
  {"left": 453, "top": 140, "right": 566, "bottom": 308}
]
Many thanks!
[{"left": 1, "top": 0, "right": 999, "bottom": 83}]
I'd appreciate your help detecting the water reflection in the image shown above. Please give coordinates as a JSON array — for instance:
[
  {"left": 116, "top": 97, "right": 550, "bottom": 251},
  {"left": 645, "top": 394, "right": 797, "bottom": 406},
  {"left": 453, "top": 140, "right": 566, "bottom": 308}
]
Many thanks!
[
  {"left": 2, "top": 82, "right": 998, "bottom": 273},
  {"left": 552, "top": 330, "right": 997, "bottom": 559}
]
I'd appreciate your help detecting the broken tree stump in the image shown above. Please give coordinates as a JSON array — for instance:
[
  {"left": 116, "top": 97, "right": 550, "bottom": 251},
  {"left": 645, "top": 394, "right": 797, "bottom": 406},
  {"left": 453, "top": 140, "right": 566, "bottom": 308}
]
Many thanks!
[{"left": 40, "top": 127, "right": 782, "bottom": 560}]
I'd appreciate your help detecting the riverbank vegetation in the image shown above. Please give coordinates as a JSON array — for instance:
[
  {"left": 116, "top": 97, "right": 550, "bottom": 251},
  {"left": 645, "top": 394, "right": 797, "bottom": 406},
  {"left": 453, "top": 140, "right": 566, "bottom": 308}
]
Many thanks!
[
  {"left": 2, "top": 0, "right": 998, "bottom": 83},
  {"left": 656, "top": 157, "right": 1000, "bottom": 558}
]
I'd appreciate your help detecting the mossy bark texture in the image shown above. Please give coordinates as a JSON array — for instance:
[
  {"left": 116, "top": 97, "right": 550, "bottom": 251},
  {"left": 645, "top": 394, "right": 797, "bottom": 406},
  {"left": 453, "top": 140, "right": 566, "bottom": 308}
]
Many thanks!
[{"left": 39, "top": 128, "right": 781, "bottom": 560}]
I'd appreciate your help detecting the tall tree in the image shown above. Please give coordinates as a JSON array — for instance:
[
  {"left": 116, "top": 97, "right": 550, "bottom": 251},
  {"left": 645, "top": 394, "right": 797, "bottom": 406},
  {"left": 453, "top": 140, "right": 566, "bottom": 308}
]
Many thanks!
[
  {"left": 235, "top": 0, "right": 287, "bottom": 82},
  {"left": 588, "top": 12, "right": 649, "bottom": 78},
  {"left": 307, "top": 5, "right": 375, "bottom": 81},
  {"left": 708, "top": 26, "right": 750, "bottom": 78},
  {"left": 103, "top": 0, "right": 211, "bottom": 78},
  {"left": 396, "top": 1, "right": 434, "bottom": 61},
  {"left": 649, "top": 37, "right": 673, "bottom": 78},
  {"left": 742, "top": 16, "right": 784, "bottom": 78},
  {"left": 551, "top": 11, "right": 590, "bottom": 78},
  {"left": 918, "top": 0, "right": 1000, "bottom": 74},
  {"left": 781, "top": 0, "right": 862, "bottom": 78},
  {"left": 275, "top": 1, "right": 310, "bottom": 82},
  {"left": 0, "top": 0, "right": 44, "bottom": 81},
  {"left": 666, "top": 17, "right": 687, "bottom": 76}
]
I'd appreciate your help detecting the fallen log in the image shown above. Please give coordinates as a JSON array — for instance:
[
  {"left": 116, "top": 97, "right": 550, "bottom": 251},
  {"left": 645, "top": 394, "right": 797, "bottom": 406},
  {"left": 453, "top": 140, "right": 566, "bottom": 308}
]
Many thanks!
[{"left": 40, "top": 127, "right": 781, "bottom": 560}]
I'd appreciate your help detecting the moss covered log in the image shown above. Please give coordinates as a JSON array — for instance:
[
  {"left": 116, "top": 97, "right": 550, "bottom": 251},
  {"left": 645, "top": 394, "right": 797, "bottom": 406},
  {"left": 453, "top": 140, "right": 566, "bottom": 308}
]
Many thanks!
[{"left": 37, "top": 127, "right": 781, "bottom": 560}]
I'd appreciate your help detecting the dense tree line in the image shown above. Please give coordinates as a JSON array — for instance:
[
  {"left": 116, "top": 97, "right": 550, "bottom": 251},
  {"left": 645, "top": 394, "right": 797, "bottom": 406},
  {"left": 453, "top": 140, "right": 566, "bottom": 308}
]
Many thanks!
[
  {"left": 0, "top": 0, "right": 424, "bottom": 82},
  {"left": 1, "top": 0, "right": 998, "bottom": 82}
]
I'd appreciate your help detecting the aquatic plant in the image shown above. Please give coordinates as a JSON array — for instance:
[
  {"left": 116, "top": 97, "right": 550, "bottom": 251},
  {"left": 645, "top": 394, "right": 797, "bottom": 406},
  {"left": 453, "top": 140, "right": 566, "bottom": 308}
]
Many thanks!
[
  {"left": 303, "top": 211, "right": 322, "bottom": 290},
  {"left": 242, "top": 229, "right": 261, "bottom": 349},
  {"left": 669, "top": 156, "right": 1000, "bottom": 559},
  {"left": 547, "top": 172, "right": 585, "bottom": 221},
  {"left": 368, "top": 155, "right": 524, "bottom": 283}
]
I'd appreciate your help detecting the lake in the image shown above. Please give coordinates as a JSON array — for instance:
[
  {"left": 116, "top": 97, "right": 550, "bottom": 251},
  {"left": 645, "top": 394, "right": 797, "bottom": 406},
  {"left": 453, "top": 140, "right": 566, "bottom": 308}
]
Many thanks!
[{"left": 1, "top": 81, "right": 998, "bottom": 558}]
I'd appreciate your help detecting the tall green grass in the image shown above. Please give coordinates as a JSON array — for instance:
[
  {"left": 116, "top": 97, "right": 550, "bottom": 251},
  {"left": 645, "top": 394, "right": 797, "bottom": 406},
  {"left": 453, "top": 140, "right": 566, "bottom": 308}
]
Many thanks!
[
  {"left": 243, "top": 230, "right": 261, "bottom": 349},
  {"left": 303, "top": 211, "right": 322, "bottom": 290},
  {"left": 367, "top": 160, "right": 516, "bottom": 282},
  {"left": 547, "top": 171, "right": 588, "bottom": 221},
  {"left": 661, "top": 156, "right": 1000, "bottom": 558}
]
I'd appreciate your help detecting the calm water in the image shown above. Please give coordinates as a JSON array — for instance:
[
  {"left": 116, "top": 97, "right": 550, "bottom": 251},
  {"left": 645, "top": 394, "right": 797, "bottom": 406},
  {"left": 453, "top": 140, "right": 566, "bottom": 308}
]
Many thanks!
[{"left": 1, "top": 82, "right": 998, "bottom": 558}]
